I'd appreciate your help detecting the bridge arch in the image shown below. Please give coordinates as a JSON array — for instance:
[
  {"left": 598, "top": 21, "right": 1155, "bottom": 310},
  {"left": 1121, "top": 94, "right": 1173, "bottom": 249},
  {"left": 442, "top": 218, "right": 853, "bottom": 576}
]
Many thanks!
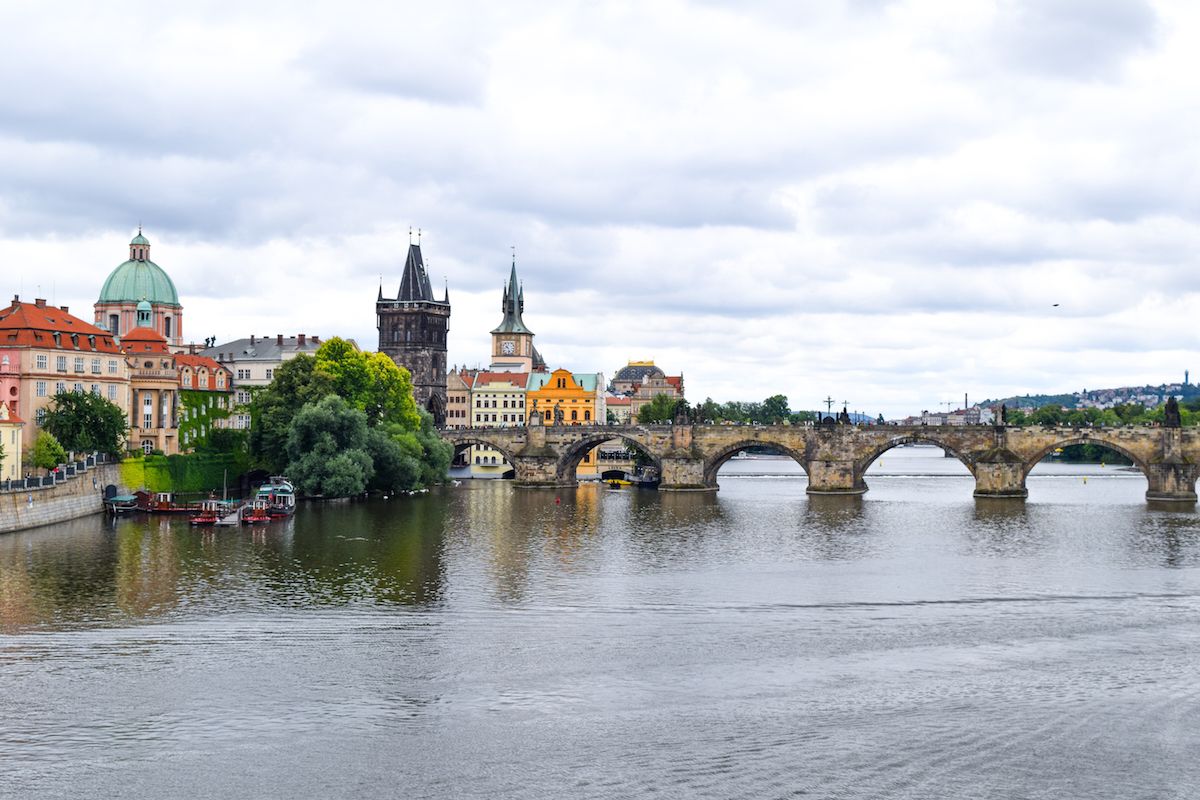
[
  {"left": 702, "top": 440, "right": 809, "bottom": 488},
  {"left": 856, "top": 434, "right": 977, "bottom": 477},
  {"left": 446, "top": 436, "right": 523, "bottom": 479},
  {"left": 555, "top": 432, "right": 662, "bottom": 484},
  {"left": 1021, "top": 435, "right": 1151, "bottom": 482}
]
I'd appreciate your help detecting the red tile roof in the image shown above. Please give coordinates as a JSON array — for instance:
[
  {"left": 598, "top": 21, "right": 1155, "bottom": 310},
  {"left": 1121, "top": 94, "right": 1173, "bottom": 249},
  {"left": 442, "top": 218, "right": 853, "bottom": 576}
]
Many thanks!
[
  {"left": 176, "top": 354, "right": 232, "bottom": 391},
  {"left": 0, "top": 299, "right": 122, "bottom": 353},
  {"left": 120, "top": 326, "right": 171, "bottom": 354},
  {"left": 473, "top": 371, "right": 528, "bottom": 388}
]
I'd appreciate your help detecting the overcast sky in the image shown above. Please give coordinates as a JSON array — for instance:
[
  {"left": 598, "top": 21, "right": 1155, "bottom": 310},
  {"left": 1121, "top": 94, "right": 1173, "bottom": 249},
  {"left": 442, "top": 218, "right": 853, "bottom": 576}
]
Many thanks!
[{"left": 2, "top": 0, "right": 1196, "bottom": 416}]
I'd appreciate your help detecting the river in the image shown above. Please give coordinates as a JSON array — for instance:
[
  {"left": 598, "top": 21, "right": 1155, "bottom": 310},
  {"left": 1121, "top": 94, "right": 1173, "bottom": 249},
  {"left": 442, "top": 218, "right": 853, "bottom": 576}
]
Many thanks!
[{"left": 2, "top": 446, "right": 1199, "bottom": 799}]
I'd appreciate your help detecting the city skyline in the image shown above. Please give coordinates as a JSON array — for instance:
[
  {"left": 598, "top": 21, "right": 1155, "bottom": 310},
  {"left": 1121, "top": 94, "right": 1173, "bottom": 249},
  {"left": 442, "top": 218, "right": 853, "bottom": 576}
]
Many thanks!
[{"left": 2, "top": 2, "right": 1198, "bottom": 416}]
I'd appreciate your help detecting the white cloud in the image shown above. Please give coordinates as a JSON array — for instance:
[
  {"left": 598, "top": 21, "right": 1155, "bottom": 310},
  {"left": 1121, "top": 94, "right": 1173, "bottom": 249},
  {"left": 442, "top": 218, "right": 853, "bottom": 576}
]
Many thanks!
[{"left": 1, "top": 0, "right": 1198, "bottom": 417}]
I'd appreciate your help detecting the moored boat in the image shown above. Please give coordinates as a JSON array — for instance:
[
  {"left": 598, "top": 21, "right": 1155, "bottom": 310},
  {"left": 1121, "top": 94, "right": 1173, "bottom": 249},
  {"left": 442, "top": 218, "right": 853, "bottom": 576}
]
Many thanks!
[
  {"left": 242, "top": 499, "right": 272, "bottom": 525},
  {"left": 189, "top": 499, "right": 225, "bottom": 526},
  {"left": 104, "top": 495, "right": 139, "bottom": 515},
  {"left": 139, "top": 491, "right": 202, "bottom": 514},
  {"left": 256, "top": 476, "right": 297, "bottom": 517}
]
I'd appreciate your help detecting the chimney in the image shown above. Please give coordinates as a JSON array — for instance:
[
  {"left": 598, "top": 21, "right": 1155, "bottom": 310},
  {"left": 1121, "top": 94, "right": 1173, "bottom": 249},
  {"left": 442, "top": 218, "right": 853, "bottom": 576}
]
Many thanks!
[
  {"left": 312, "top": 335, "right": 320, "bottom": 343},
  {"left": 277, "top": 334, "right": 283, "bottom": 346},
  {"left": 34, "top": 298, "right": 46, "bottom": 308},
  {"left": 60, "top": 306, "right": 68, "bottom": 314},
  {"left": 11, "top": 294, "right": 18, "bottom": 303},
  {"left": 250, "top": 334, "right": 255, "bottom": 345},
  {"left": 298, "top": 333, "right": 306, "bottom": 346}
]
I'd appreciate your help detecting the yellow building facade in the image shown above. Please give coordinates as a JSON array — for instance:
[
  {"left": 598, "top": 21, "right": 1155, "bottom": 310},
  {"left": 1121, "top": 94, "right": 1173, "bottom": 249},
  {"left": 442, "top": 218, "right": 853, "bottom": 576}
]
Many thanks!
[
  {"left": 0, "top": 403, "right": 23, "bottom": 481},
  {"left": 526, "top": 369, "right": 605, "bottom": 477}
]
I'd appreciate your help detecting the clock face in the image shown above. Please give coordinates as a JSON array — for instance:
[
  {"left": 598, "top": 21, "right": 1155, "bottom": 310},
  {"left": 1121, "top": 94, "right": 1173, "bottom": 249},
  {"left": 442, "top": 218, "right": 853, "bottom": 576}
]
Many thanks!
[{"left": 501, "top": 340, "right": 515, "bottom": 355}]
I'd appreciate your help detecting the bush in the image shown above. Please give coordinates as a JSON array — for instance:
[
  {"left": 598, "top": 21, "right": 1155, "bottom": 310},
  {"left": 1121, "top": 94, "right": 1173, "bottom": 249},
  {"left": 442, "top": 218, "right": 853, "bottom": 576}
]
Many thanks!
[{"left": 32, "top": 431, "right": 67, "bottom": 470}]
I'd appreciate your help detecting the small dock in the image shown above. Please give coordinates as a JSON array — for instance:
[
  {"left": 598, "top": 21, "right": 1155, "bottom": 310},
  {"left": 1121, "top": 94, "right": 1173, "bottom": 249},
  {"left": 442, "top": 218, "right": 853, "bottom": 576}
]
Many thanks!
[{"left": 215, "top": 505, "right": 244, "bottom": 527}]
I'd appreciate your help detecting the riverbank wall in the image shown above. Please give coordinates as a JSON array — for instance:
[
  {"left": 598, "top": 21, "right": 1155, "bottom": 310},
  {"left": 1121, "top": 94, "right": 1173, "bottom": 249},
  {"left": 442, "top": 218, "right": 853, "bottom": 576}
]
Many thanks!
[{"left": 0, "top": 462, "right": 121, "bottom": 534}]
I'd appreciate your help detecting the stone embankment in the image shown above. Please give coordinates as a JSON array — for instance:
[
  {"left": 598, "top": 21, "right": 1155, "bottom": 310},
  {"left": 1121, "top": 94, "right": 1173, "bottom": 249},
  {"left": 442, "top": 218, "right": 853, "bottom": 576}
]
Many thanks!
[{"left": 0, "top": 460, "right": 122, "bottom": 534}]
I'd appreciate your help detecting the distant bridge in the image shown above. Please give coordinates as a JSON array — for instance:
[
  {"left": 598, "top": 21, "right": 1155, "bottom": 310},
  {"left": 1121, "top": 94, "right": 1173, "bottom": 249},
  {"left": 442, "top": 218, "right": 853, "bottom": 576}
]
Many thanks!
[{"left": 441, "top": 420, "right": 1199, "bottom": 503}]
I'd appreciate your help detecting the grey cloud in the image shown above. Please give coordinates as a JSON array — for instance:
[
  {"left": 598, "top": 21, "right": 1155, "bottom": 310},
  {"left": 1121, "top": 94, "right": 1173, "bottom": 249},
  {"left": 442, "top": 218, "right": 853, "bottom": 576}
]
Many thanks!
[{"left": 989, "top": 0, "right": 1158, "bottom": 81}]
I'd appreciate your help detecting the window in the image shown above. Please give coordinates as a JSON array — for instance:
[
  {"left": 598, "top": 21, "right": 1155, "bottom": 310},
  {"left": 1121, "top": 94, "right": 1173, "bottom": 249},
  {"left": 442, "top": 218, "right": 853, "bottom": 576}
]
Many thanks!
[
  {"left": 216, "top": 372, "right": 225, "bottom": 388},
  {"left": 236, "top": 369, "right": 249, "bottom": 380},
  {"left": 56, "top": 355, "right": 67, "bottom": 372},
  {"left": 584, "top": 410, "right": 591, "bottom": 421},
  {"left": 35, "top": 408, "right": 46, "bottom": 425},
  {"left": 571, "top": 410, "right": 578, "bottom": 421},
  {"left": 55, "top": 382, "right": 65, "bottom": 394},
  {"left": 108, "top": 360, "right": 117, "bottom": 374},
  {"left": 91, "top": 358, "right": 101, "bottom": 374},
  {"left": 35, "top": 354, "right": 47, "bottom": 370},
  {"left": 74, "top": 357, "right": 84, "bottom": 373},
  {"left": 91, "top": 385, "right": 99, "bottom": 395},
  {"left": 265, "top": 369, "right": 273, "bottom": 380},
  {"left": 108, "top": 385, "right": 117, "bottom": 401},
  {"left": 182, "top": 373, "right": 192, "bottom": 388},
  {"left": 36, "top": 381, "right": 46, "bottom": 397}
]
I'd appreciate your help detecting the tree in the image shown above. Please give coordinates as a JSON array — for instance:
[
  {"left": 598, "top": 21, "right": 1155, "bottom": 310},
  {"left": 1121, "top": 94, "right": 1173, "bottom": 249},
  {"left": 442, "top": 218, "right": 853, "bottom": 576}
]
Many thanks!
[
  {"left": 285, "top": 395, "right": 375, "bottom": 497},
  {"left": 761, "top": 394, "right": 790, "bottom": 425},
  {"left": 32, "top": 431, "right": 67, "bottom": 470},
  {"left": 41, "top": 391, "right": 127, "bottom": 454},
  {"left": 637, "top": 393, "right": 679, "bottom": 424},
  {"left": 250, "top": 354, "right": 333, "bottom": 471}
]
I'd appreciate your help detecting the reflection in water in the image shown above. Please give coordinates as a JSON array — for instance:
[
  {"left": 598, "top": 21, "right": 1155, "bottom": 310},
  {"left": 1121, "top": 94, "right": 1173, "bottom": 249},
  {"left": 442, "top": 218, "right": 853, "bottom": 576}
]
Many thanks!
[{"left": 6, "top": 451, "right": 1200, "bottom": 800}]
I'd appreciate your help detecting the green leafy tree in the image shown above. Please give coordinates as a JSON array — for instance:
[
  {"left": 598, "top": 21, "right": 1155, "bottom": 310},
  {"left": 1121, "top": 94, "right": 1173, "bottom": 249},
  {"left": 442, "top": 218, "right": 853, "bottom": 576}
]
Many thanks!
[
  {"left": 32, "top": 431, "right": 67, "bottom": 470},
  {"left": 41, "top": 391, "right": 128, "bottom": 453},
  {"left": 761, "top": 394, "right": 790, "bottom": 424},
  {"left": 285, "top": 395, "right": 375, "bottom": 497},
  {"left": 250, "top": 355, "right": 334, "bottom": 471},
  {"left": 637, "top": 393, "right": 679, "bottom": 423}
]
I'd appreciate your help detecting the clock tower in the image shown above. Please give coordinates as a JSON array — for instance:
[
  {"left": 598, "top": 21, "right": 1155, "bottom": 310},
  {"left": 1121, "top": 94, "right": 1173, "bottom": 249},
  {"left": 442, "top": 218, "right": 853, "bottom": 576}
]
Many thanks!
[{"left": 490, "top": 258, "right": 538, "bottom": 372}]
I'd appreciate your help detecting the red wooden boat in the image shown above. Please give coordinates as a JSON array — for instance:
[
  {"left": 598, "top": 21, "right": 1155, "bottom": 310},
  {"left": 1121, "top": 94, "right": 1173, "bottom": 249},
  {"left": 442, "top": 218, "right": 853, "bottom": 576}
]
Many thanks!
[
  {"left": 189, "top": 499, "right": 225, "bottom": 526},
  {"left": 242, "top": 500, "right": 272, "bottom": 525}
]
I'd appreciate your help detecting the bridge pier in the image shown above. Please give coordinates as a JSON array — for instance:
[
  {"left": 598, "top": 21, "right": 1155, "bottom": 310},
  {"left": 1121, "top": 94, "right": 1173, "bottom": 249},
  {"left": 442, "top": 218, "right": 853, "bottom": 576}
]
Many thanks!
[
  {"left": 973, "top": 450, "right": 1028, "bottom": 499},
  {"left": 1144, "top": 462, "right": 1198, "bottom": 503},
  {"left": 658, "top": 456, "right": 714, "bottom": 492},
  {"left": 805, "top": 460, "right": 866, "bottom": 496}
]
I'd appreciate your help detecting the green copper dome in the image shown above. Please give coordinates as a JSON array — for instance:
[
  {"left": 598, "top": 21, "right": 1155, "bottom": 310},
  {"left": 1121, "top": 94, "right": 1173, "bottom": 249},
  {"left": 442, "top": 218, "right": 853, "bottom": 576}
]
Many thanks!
[
  {"left": 98, "top": 259, "right": 180, "bottom": 306},
  {"left": 98, "top": 231, "right": 181, "bottom": 307}
]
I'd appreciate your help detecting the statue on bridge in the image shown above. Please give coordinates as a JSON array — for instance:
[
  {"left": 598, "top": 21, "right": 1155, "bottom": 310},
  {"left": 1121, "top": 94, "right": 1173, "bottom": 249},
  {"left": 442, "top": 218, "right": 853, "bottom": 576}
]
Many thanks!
[
  {"left": 553, "top": 402, "right": 564, "bottom": 426},
  {"left": 1165, "top": 396, "right": 1182, "bottom": 428},
  {"left": 838, "top": 405, "right": 851, "bottom": 425},
  {"left": 1000, "top": 404, "right": 1007, "bottom": 425}
]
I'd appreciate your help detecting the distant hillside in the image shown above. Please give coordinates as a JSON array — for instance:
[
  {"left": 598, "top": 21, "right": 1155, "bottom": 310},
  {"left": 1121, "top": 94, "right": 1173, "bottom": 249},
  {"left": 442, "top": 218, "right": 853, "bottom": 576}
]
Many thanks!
[{"left": 977, "top": 381, "right": 1199, "bottom": 411}]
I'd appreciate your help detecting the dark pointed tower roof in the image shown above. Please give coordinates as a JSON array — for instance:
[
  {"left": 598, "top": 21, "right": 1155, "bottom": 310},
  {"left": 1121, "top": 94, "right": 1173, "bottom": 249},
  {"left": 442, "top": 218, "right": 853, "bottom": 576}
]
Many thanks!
[
  {"left": 397, "top": 243, "right": 436, "bottom": 302},
  {"left": 491, "top": 258, "right": 533, "bottom": 334}
]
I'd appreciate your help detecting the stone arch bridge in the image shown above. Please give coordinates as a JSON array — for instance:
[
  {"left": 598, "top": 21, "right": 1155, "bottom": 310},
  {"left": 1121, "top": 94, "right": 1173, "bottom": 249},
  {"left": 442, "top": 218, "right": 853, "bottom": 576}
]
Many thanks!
[{"left": 442, "top": 421, "right": 1200, "bottom": 503}]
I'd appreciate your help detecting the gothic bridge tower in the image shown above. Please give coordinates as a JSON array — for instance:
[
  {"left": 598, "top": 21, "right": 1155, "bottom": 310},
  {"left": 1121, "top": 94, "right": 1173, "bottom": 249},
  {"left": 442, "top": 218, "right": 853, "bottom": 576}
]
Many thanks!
[{"left": 377, "top": 240, "right": 450, "bottom": 425}]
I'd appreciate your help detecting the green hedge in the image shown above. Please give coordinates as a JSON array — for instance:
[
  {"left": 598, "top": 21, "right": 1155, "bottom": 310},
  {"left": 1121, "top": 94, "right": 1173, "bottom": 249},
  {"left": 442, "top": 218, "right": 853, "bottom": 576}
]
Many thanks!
[{"left": 121, "top": 452, "right": 250, "bottom": 493}]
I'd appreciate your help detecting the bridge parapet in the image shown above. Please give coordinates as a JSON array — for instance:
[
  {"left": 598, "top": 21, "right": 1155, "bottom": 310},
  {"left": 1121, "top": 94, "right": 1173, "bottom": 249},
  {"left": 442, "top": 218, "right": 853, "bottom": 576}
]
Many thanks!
[{"left": 439, "top": 422, "right": 1199, "bottom": 503}]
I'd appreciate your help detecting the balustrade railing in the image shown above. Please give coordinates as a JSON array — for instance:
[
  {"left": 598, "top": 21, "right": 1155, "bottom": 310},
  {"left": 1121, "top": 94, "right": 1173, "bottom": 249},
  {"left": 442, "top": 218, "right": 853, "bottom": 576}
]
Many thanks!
[{"left": 0, "top": 451, "right": 112, "bottom": 494}]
